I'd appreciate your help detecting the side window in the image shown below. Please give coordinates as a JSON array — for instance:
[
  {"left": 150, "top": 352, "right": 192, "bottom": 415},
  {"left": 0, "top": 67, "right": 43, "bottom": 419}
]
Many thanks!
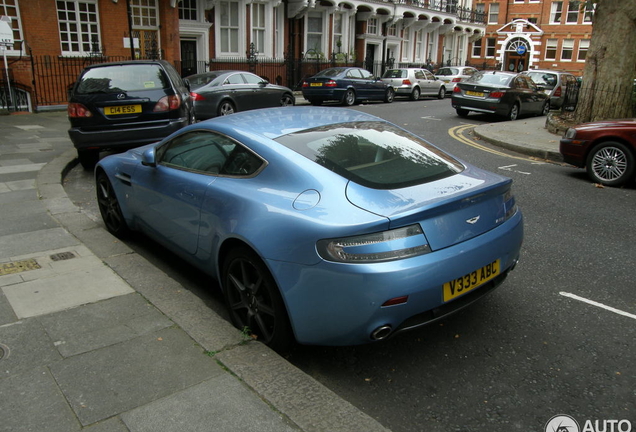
[
  {"left": 414, "top": 70, "right": 425, "bottom": 79},
  {"left": 465, "top": 69, "right": 476, "bottom": 77},
  {"left": 242, "top": 73, "right": 264, "bottom": 84},
  {"left": 359, "top": 69, "right": 374, "bottom": 80},
  {"left": 515, "top": 77, "right": 529, "bottom": 89},
  {"left": 157, "top": 131, "right": 264, "bottom": 176},
  {"left": 225, "top": 74, "right": 245, "bottom": 85},
  {"left": 346, "top": 69, "right": 363, "bottom": 79},
  {"left": 423, "top": 70, "right": 434, "bottom": 80}
]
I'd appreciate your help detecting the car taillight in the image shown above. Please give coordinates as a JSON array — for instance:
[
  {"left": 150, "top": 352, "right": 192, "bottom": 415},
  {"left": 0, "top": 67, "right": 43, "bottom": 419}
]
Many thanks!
[
  {"left": 554, "top": 86, "right": 562, "bottom": 97},
  {"left": 154, "top": 94, "right": 181, "bottom": 112},
  {"left": 190, "top": 92, "right": 205, "bottom": 101},
  {"left": 68, "top": 103, "right": 92, "bottom": 118},
  {"left": 325, "top": 80, "right": 337, "bottom": 87},
  {"left": 302, "top": 81, "right": 309, "bottom": 88},
  {"left": 452, "top": 77, "right": 461, "bottom": 82},
  {"left": 489, "top": 91, "right": 506, "bottom": 98},
  {"left": 453, "top": 86, "right": 462, "bottom": 93},
  {"left": 402, "top": 79, "right": 412, "bottom": 85}
]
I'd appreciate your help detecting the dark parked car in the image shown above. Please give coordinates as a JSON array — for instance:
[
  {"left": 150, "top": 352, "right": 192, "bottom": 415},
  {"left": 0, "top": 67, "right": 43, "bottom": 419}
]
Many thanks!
[
  {"left": 186, "top": 70, "right": 295, "bottom": 120},
  {"left": 302, "top": 67, "right": 394, "bottom": 106},
  {"left": 522, "top": 69, "right": 579, "bottom": 109},
  {"left": 560, "top": 119, "right": 636, "bottom": 187},
  {"left": 95, "top": 107, "right": 523, "bottom": 349},
  {"left": 68, "top": 60, "right": 194, "bottom": 170},
  {"left": 452, "top": 71, "right": 550, "bottom": 120}
]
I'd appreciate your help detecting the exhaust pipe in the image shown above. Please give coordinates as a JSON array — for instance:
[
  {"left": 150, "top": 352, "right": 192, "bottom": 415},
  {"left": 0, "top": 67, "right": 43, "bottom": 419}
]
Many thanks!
[{"left": 371, "top": 325, "right": 392, "bottom": 341}]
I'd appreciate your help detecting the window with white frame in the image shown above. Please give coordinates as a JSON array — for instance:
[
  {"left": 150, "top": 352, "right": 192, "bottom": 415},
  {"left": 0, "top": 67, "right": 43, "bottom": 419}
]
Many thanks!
[
  {"left": 583, "top": 3, "right": 594, "bottom": 22},
  {"left": 0, "top": 0, "right": 24, "bottom": 54},
  {"left": 252, "top": 3, "right": 265, "bottom": 54},
  {"left": 545, "top": 39, "right": 557, "bottom": 59},
  {"left": 402, "top": 28, "right": 410, "bottom": 61},
  {"left": 306, "top": 11, "right": 323, "bottom": 55},
  {"left": 274, "top": 4, "right": 283, "bottom": 58},
  {"left": 488, "top": 3, "right": 499, "bottom": 24},
  {"left": 472, "top": 38, "right": 482, "bottom": 57},
  {"left": 333, "top": 13, "right": 343, "bottom": 52},
  {"left": 219, "top": 1, "right": 240, "bottom": 54},
  {"left": 566, "top": 1, "right": 578, "bottom": 23},
  {"left": 179, "top": 0, "right": 197, "bottom": 20},
  {"left": 56, "top": 1, "right": 100, "bottom": 55},
  {"left": 486, "top": 37, "right": 496, "bottom": 57},
  {"left": 415, "top": 30, "right": 423, "bottom": 61},
  {"left": 550, "top": 1, "right": 563, "bottom": 24},
  {"left": 577, "top": 39, "right": 589, "bottom": 61},
  {"left": 367, "top": 18, "right": 378, "bottom": 35},
  {"left": 387, "top": 24, "right": 397, "bottom": 37},
  {"left": 560, "top": 39, "right": 573, "bottom": 60}
]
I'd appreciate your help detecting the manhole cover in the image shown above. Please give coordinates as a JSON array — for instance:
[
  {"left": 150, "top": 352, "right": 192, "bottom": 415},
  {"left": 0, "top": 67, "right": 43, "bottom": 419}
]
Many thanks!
[
  {"left": 0, "top": 259, "right": 41, "bottom": 276},
  {"left": 50, "top": 252, "right": 76, "bottom": 261}
]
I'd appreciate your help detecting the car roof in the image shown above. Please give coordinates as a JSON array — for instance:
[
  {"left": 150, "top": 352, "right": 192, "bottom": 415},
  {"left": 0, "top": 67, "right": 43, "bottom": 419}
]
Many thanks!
[
  {"left": 198, "top": 106, "right": 383, "bottom": 140},
  {"left": 83, "top": 59, "right": 172, "bottom": 70}
]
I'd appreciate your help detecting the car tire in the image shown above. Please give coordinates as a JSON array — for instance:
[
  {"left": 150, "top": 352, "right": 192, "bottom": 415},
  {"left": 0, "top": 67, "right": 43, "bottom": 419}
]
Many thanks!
[
  {"left": 342, "top": 89, "right": 356, "bottom": 106},
  {"left": 456, "top": 108, "right": 469, "bottom": 118},
  {"left": 410, "top": 87, "right": 420, "bottom": 101},
  {"left": 309, "top": 99, "right": 322, "bottom": 106},
  {"left": 507, "top": 103, "right": 520, "bottom": 121},
  {"left": 586, "top": 141, "right": 635, "bottom": 187},
  {"left": 218, "top": 100, "right": 236, "bottom": 116},
  {"left": 78, "top": 149, "right": 99, "bottom": 171},
  {"left": 385, "top": 88, "right": 395, "bottom": 103},
  {"left": 222, "top": 246, "right": 293, "bottom": 352},
  {"left": 188, "top": 109, "right": 196, "bottom": 124},
  {"left": 541, "top": 101, "right": 550, "bottom": 116},
  {"left": 437, "top": 87, "right": 446, "bottom": 99},
  {"left": 96, "top": 171, "right": 130, "bottom": 238},
  {"left": 280, "top": 93, "right": 295, "bottom": 107}
]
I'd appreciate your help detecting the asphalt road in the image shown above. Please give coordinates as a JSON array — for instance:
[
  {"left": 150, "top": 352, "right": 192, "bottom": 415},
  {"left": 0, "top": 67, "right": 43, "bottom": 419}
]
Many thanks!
[{"left": 64, "top": 97, "right": 636, "bottom": 432}]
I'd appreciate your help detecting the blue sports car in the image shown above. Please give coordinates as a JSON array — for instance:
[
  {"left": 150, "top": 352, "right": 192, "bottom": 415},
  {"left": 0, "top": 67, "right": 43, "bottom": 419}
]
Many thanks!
[{"left": 95, "top": 107, "right": 523, "bottom": 350}]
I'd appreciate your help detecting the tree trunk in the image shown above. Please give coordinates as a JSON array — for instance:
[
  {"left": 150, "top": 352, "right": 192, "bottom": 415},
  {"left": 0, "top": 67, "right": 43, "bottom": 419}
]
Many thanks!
[{"left": 573, "top": 0, "right": 636, "bottom": 123}]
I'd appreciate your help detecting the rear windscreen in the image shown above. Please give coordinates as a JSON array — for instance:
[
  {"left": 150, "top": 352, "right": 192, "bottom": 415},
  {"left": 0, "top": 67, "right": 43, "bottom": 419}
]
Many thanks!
[
  {"left": 76, "top": 64, "right": 170, "bottom": 94},
  {"left": 382, "top": 70, "right": 407, "bottom": 79},
  {"left": 526, "top": 72, "right": 557, "bottom": 88},
  {"left": 275, "top": 121, "right": 464, "bottom": 189}
]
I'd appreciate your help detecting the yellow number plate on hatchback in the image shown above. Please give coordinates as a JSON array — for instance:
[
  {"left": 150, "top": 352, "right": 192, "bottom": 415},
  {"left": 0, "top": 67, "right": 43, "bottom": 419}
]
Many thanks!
[
  {"left": 465, "top": 90, "right": 484, "bottom": 97},
  {"left": 443, "top": 259, "right": 500, "bottom": 302},
  {"left": 105, "top": 105, "right": 142, "bottom": 115}
]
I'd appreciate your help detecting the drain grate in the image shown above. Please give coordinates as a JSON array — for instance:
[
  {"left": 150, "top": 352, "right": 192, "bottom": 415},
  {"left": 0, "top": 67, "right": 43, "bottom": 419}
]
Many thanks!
[
  {"left": 50, "top": 252, "right": 76, "bottom": 261},
  {"left": 0, "top": 259, "right": 41, "bottom": 276}
]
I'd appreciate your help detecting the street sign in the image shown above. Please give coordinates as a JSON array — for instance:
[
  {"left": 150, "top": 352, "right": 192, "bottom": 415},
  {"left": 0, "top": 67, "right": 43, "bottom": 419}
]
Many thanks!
[{"left": 0, "top": 16, "right": 14, "bottom": 47}]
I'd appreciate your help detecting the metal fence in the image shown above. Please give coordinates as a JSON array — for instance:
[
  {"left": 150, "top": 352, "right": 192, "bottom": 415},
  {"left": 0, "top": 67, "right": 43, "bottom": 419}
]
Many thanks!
[{"left": 561, "top": 81, "right": 636, "bottom": 115}]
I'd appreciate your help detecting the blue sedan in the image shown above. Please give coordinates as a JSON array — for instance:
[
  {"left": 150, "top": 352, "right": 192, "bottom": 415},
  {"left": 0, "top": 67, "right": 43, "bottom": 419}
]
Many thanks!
[
  {"left": 95, "top": 107, "right": 523, "bottom": 350},
  {"left": 302, "top": 67, "right": 395, "bottom": 106}
]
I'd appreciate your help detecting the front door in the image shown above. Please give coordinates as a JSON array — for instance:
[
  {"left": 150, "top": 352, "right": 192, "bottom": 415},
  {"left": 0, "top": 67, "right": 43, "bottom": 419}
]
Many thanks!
[
  {"left": 505, "top": 53, "right": 528, "bottom": 72},
  {"left": 180, "top": 40, "right": 197, "bottom": 77}
]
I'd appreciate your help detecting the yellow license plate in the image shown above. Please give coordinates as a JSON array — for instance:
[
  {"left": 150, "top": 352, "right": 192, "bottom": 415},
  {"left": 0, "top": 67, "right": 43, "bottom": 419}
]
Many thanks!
[
  {"left": 310, "top": 83, "right": 323, "bottom": 87},
  {"left": 466, "top": 90, "right": 484, "bottom": 97},
  {"left": 443, "top": 259, "right": 500, "bottom": 302},
  {"left": 105, "top": 105, "right": 142, "bottom": 115}
]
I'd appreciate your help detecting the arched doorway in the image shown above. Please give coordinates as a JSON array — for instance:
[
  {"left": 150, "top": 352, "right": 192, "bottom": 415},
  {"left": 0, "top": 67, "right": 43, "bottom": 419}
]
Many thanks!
[{"left": 504, "top": 38, "right": 530, "bottom": 72}]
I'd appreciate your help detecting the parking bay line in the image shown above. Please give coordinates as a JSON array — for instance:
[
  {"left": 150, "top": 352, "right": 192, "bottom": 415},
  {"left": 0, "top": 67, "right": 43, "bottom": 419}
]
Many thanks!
[{"left": 560, "top": 292, "right": 636, "bottom": 321}]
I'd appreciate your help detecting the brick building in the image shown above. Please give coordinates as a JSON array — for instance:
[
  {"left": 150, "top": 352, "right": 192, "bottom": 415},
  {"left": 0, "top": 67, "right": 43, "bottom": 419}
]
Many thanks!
[
  {"left": 468, "top": 0, "right": 594, "bottom": 75},
  {"left": 1, "top": 0, "right": 489, "bottom": 112}
]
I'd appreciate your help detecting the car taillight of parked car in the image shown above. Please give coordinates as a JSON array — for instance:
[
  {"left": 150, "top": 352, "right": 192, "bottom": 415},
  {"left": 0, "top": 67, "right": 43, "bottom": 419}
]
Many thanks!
[
  {"left": 554, "top": 86, "right": 562, "bottom": 97},
  {"left": 154, "top": 94, "right": 182, "bottom": 112},
  {"left": 325, "top": 80, "right": 337, "bottom": 87},
  {"left": 452, "top": 78, "right": 461, "bottom": 82},
  {"left": 190, "top": 92, "right": 205, "bottom": 101},
  {"left": 68, "top": 103, "right": 92, "bottom": 118},
  {"left": 453, "top": 87, "right": 462, "bottom": 93},
  {"left": 403, "top": 79, "right": 412, "bottom": 85},
  {"left": 489, "top": 91, "right": 506, "bottom": 98}
]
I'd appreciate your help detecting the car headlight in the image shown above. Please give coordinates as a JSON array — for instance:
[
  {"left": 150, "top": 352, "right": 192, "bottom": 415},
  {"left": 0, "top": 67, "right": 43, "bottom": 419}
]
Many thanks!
[
  {"left": 317, "top": 224, "right": 431, "bottom": 263},
  {"left": 564, "top": 128, "right": 577, "bottom": 139}
]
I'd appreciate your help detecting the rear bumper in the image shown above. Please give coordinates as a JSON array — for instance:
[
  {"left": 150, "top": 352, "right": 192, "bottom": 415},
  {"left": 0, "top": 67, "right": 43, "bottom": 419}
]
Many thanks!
[
  {"left": 302, "top": 88, "right": 346, "bottom": 102},
  {"left": 452, "top": 96, "right": 508, "bottom": 116},
  {"left": 69, "top": 118, "right": 188, "bottom": 151}
]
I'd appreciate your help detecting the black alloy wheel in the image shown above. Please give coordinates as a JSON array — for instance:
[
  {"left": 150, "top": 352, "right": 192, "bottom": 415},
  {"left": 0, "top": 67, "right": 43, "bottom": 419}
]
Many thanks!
[
  {"left": 218, "top": 100, "right": 236, "bottom": 116},
  {"left": 456, "top": 108, "right": 469, "bottom": 118},
  {"left": 96, "top": 172, "right": 130, "bottom": 238},
  {"left": 222, "top": 247, "right": 293, "bottom": 352},
  {"left": 343, "top": 89, "right": 356, "bottom": 106},
  {"left": 586, "top": 141, "right": 635, "bottom": 187},
  {"left": 78, "top": 149, "right": 99, "bottom": 171},
  {"left": 385, "top": 88, "right": 395, "bottom": 103},
  {"left": 508, "top": 103, "right": 520, "bottom": 121},
  {"left": 280, "top": 94, "right": 295, "bottom": 107}
]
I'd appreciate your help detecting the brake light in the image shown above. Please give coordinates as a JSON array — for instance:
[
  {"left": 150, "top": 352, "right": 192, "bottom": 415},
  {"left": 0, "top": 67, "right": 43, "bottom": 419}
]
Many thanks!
[
  {"left": 554, "top": 86, "right": 562, "bottom": 97},
  {"left": 325, "top": 80, "right": 337, "bottom": 87},
  {"left": 190, "top": 92, "right": 205, "bottom": 101},
  {"left": 489, "top": 91, "right": 506, "bottom": 98},
  {"left": 452, "top": 77, "right": 461, "bottom": 82},
  {"left": 154, "top": 94, "right": 181, "bottom": 112},
  {"left": 453, "top": 86, "right": 462, "bottom": 93},
  {"left": 302, "top": 81, "right": 309, "bottom": 88},
  {"left": 68, "top": 103, "right": 92, "bottom": 118},
  {"left": 402, "top": 79, "right": 412, "bottom": 85}
]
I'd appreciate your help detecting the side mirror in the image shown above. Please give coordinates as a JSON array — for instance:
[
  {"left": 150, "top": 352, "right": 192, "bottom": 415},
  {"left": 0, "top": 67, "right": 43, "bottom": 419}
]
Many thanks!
[
  {"left": 260, "top": 80, "right": 269, "bottom": 86},
  {"left": 141, "top": 147, "right": 157, "bottom": 167},
  {"left": 183, "top": 78, "right": 191, "bottom": 91}
]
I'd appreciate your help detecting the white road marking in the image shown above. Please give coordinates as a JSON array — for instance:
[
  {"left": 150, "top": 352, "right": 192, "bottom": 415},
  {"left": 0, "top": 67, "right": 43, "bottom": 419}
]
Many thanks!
[
  {"left": 498, "top": 164, "right": 531, "bottom": 175},
  {"left": 560, "top": 292, "right": 636, "bottom": 321},
  {"left": 420, "top": 116, "right": 441, "bottom": 120}
]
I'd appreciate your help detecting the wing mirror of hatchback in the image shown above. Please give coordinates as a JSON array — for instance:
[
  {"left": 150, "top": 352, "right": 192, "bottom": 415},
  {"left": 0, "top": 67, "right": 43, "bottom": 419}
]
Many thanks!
[{"left": 141, "top": 147, "right": 157, "bottom": 167}]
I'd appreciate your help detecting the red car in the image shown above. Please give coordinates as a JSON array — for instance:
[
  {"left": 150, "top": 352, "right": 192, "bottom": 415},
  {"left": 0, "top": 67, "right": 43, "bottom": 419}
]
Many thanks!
[{"left": 559, "top": 119, "right": 636, "bottom": 187}]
